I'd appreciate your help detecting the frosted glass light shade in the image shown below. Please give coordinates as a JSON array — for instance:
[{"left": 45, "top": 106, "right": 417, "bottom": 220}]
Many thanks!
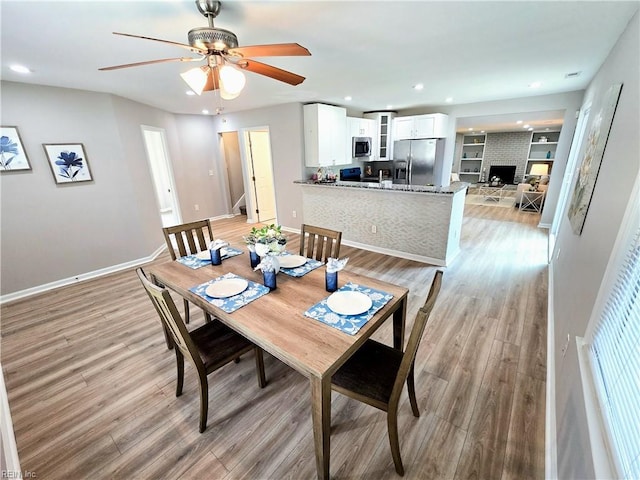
[
  {"left": 180, "top": 66, "right": 209, "bottom": 95},
  {"left": 219, "top": 64, "right": 246, "bottom": 100}
]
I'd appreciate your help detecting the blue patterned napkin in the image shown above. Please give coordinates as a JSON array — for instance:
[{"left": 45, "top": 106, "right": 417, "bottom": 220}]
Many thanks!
[
  {"left": 303, "top": 282, "right": 394, "bottom": 335},
  {"left": 278, "top": 253, "right": 323, "bottom": 277},
  {"left": 176, "top": 246, "right": 244, "bottom": 269},
  {"left": 189, "top": 273, "right": 269, "bottom": 313}
]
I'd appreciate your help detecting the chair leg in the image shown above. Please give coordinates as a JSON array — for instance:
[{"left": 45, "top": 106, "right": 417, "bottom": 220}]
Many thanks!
[
  {"left": 198, "top": 374, "right": 209, "bottom": 433},
  {"left": 183, "top": 298, "right": 190, "bottom": 324},
  {"left": 407, "top": 363, "right": 420, "bottom": 417},
  {"left": 254, "top": 347, "right": 267, "bottom": 388},
  {"left": 387, "top": 408, "right": 405, "bottom": 476},
  {"left": 175, "top": 350, "right": 184, "bottom": 397}
]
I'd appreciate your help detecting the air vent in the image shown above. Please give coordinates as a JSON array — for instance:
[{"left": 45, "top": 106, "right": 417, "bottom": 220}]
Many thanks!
[{"left": 565, "top": 71, "right": 581, "bottom": 79}]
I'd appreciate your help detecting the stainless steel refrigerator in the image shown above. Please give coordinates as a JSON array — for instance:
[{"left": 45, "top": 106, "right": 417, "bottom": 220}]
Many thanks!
[{"left": 392, "top": 138, "right": 445, "bottom": 185}]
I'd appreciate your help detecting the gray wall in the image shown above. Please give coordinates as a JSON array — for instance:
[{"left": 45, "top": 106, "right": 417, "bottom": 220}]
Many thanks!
[
  {"left": 483, "top": 131, "right": 532, "bottom": 182},
  {"left": 552, "top": 11, "right": 639, "bottom": 479}
]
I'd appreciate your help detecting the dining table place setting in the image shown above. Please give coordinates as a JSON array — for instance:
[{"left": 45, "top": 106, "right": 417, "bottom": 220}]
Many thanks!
[
  {"left": 189, "top": 272, "right": 269, "bottom": 313},
  {"left": 276, "top": 252, "right": 323, "bottom": 277},
  {"left": 176, "top": 240, "right": 244, "bottom": 269}
]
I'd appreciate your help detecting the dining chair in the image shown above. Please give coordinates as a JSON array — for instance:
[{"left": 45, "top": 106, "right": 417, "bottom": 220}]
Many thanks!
[
  {"left": 162, "top": 219, "right": 215, "bottom": 324},
  {"left": 137, "top": 268, "right": 267, "bottom": 433},
  {"left": 299, "top": 224, "right": 342, "bottom": 262},
  {"left": 330, "top": 270, "right": 443, "bottom": 476}
]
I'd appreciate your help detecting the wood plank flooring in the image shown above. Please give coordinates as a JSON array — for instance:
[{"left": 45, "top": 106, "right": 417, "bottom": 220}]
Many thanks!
[{"left": 1, "top": 203, "right": 548, "bottom": 479}]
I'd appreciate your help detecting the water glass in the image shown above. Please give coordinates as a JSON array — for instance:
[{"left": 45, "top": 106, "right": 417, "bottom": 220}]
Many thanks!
[
  {"left": 209, "top": 248, "right": 222, "bottom": 265},
  {"left": 249, "top": 250, "right": 260, "bottom": 268},
  {"left": 325, "top": 270, "right": 338, "bottom": 292},
  {"left": 263, "top": 270, "right": 277, "bottom": 290}
]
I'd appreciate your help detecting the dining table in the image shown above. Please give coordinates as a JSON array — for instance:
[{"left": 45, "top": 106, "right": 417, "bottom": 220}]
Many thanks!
[{"left": 147, "top": 241, "right": 409, "bottom": 480}]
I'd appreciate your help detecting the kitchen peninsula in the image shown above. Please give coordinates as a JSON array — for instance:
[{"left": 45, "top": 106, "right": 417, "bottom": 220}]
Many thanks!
[{"left": 295, "top": 181, "right": 469, "bottom": 266}]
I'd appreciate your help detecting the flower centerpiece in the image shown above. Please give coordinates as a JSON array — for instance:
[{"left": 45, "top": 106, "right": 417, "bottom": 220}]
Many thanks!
[{"left": 244, "top": 224, "right": 287, "bottom": 257}]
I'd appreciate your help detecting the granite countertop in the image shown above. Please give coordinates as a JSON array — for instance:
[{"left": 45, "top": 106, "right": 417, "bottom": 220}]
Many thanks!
[{"left": 294, "top": 180, "right": 469, "bottom": 195}]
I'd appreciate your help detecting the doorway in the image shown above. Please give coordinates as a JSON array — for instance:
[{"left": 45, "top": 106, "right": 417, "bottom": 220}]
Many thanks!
[
  {"left": 240, "top": 128, "right": 276, "bottom": 223},
  {"left": 141, "top": 125, "right": 181, "bottom": 227}
]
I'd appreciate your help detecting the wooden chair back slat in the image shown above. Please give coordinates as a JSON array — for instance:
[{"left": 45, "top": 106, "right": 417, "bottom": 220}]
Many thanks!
[
  {"left": 390, "top": 270, "right": 443, "bottom": 404},
  {"left": 162, "top": 220, "right": 214, "bottom": 260},
  {"left": 137, "top": 268, "right": 204, "bottom": 374},
  {"left": 300, "top": 224, "right": 342, "bottom": 262}
]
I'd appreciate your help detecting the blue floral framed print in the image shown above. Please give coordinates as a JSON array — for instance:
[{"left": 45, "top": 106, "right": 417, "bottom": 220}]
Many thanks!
[
  {"left": 43, "top": 143, "right": 93, "bottom": 184},
  {"left": 0, "top": 126, "right": 31, "bottom": 172}
]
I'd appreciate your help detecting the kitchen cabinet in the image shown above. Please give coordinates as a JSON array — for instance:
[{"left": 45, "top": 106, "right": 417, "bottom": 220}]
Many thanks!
[
  {"left": 347, "top": 116, "right": 375, "bottom": 138},
  {"left": 525, "top": 130, "right": 560, "bottom": 177},
  {"left": 364, "top": 111, "right": 395, "bottom": 160},
  {"left": 303, "top": 103, "right": 348, "bottom": 167},
  {"left": 458, "top": 133, "right": 486, "bottom": 183},
  {"left": 393, "top": 113, "right": 449, "bottom": 140}
]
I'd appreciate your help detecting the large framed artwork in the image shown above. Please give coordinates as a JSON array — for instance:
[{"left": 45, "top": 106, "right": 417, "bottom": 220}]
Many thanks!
[
  {"left": 43, "top": 143, "right": 93, "bottom": 184},
  {"left": 568, "top": 83, "right": 623, "bottom": 235},
  {"left": 0, "top": 126, "right": 31, "bottom": 172}
]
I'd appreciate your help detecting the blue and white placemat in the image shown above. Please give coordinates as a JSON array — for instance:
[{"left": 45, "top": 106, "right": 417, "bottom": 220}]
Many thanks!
[
  {"left": 189, "top": 272, "right": 269, "bottom": 313},
  {"left": 177, "top": 246, "right": 244, "bottom": 269},
  {"left": 279, "top": 256, "right": 323, "bottom": 277},
  {"left": 303, "top": 282, "right": 394, "bottom": 335}
]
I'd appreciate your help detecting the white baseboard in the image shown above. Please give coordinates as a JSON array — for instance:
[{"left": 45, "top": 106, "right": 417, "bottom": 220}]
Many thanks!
[
  {"left": 0, "top": 244, "right": 167, "bottom": 305},
  {"left": 340, "top": 238, "right": 447, "bottom": 266},
  {"left": 545, "top": 261, "right": 558, "bottom": 480}
]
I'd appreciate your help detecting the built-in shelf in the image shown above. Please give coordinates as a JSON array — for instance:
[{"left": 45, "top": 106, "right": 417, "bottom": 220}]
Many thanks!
[{"left": 459, "top": 134, "right": 486, "bottom": 183}]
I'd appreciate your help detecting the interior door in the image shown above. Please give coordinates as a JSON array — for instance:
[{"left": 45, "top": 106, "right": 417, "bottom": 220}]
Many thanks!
[
  {"left": 248, "top": 130, "right": 276, "bottom": 223},
  {"left": 141, "top": 125, "right": 180, "bottom": 227}
]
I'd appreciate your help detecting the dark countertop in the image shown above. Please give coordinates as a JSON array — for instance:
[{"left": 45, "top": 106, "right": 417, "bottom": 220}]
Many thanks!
[{"left": 294, "top": 180, "right": 469, "bottom": 195}]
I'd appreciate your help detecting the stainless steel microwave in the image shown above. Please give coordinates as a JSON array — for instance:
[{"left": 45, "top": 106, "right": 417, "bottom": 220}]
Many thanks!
[{"left": 352, "top": 136, "right": 372, "bottom": 158}]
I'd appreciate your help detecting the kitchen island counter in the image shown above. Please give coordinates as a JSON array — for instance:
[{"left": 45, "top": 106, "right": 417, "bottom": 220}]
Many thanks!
[{"left": 296, "top": 181, "right": 468, "bottom": 266}]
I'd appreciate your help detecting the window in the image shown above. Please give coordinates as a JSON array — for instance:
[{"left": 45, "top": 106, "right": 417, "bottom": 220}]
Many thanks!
[{"left": 580, "top": 176, "right": 640, "bottom": 479}]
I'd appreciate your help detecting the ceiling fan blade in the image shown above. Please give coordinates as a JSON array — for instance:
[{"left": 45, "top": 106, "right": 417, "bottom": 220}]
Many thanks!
[
  {"left": 227, "top": 43, "right": 311, "bottom": 58},
  {"left": 99, "top": 57, "right": 203, "bottom": 71},
  {"left": 240, "top": 59, "right": 306, "bottom": 86},
  {"left": 112, "top": 32, "right": 207, "bottom": 55},
  {"left": 203, "top": 67, "right": 220, "bottom": 92}
]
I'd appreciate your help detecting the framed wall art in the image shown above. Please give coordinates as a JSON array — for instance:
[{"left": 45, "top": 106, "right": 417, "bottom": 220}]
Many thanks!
[
  {"left": 43, "top": 143, "right": 93, "bottom": 184},
  {"left": 0, "top": 126, "right": 31, "bottom": 172},
  {"left": 568, "top": 83, "right": 623, "bottom": 235}
]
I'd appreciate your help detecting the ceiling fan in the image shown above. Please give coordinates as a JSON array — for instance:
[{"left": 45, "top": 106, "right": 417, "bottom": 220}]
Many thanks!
[{"left": 99, "top": 0, "right": 311, "bottom": 99}]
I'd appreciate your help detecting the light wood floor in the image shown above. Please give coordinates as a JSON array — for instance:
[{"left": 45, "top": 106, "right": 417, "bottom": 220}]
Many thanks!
[{"left": 1, "top": 203, "right": 548, "bottom": 479}]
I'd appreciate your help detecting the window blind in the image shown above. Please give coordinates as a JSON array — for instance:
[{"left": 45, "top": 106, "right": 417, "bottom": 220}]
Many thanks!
[{"left": 588, "top": 227, "right": 640, "bottom": 479}]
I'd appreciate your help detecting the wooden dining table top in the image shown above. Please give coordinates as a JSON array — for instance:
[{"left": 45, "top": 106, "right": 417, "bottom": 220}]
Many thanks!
[{"left": 147, "top": 244, "right": 409, "bottom": 379}]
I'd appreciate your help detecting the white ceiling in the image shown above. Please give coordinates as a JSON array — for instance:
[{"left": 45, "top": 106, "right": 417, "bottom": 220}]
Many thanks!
[{"left": 2, "top": 0, "right": 638, "bottom": 132}]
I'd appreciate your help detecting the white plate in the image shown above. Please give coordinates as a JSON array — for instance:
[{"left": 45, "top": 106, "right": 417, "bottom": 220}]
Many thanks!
[
  {"left": 326, "top": 291, "right": 372, "bottom": 316},
  {"left": 205, "top": 278, "right": 248, "bottom": 298},
  {"left": 195, "top": 248, "right": 227, "bottom": 260},
  {"left": 278, "top": 255, "right": 307, "bottom": 269}
]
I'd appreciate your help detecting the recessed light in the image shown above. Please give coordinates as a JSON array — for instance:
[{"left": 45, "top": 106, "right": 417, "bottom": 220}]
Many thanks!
[
  {"left": 516, "top": 120, "right": 523, "bottom": 124},
  {"left": 413, "top": 83, "right": 424, "bottom": 91},
  {"left": 186, "top": 90, "right": 196, "bottom": 96},
  {"left": 523, "top": 124, "right": 530, "bottom": 128},
  {"left": 468, "top": 127, "right": 474, "bottom": 131},
  {"left": 528, "top": 127, "right": 534, "bottom": 131},
  {"left": 481, "top": 130, "right": 485, "bottom": 133},
  {"left": 445, "top": 97, "right": 453, "bottom": 103},
  {"left": 344, "top": 96, "right": 352, "bottom": 101},
  {"left": 10, "top": 64, "right": 31, "bottom": 74},
  {"left": 202, "top": 109, "right": 209, "bottom": 115},
  {"left": 529, "top": 81, "right": 542, "bottom": 88},
  {"left": 545, "top": 127, "right": 550, "bottom": 131}
]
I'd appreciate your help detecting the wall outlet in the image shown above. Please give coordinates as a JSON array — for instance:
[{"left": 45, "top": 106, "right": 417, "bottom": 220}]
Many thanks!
[
  {"left": 194, "top": 204, "right": 199, "bottom": 211},
  {"left": 292, "top": 210, "right": 297, "bottom": 218},
  {"left": 371, "top": 225, "right": 377, "bottom": 234}
]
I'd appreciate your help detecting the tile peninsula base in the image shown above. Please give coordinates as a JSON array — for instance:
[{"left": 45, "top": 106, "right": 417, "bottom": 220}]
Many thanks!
[{"left": 298, "top": 183, "right": 467, "bottom": 266}]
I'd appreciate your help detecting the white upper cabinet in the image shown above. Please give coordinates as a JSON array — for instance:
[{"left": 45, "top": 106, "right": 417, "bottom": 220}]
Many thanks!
[
  {"left": 393, "top": 113, "right": 449, "bottom": 140},
  {"left": 304, "top": 103, "right": 348, "bottom": 167},
  {"left": 364, "top": 111, "right": 396, "bottom": 160}
]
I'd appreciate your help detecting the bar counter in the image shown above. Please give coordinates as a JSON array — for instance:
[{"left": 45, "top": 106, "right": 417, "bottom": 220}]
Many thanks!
[{"left": 295, "top": 181, "right": 469, "bottom": 266}]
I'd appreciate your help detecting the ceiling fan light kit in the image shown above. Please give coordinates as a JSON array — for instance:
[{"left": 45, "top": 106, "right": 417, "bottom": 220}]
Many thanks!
[{"left": 99, "top": 0, "right": 311, "bottom": 100}]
